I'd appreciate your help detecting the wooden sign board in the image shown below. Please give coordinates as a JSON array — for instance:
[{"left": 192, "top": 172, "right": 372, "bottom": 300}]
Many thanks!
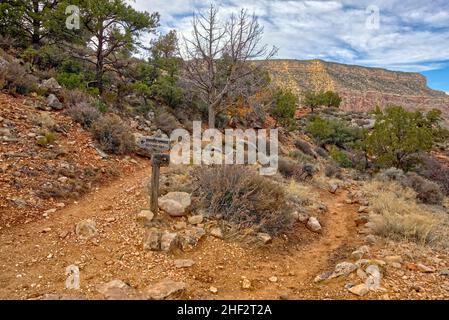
[{"left": 137, "top": 136, "right": 170, "bottom": 156}]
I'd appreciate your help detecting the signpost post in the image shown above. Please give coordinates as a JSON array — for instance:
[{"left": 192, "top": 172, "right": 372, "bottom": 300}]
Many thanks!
[{"left": 137, "top": 136, "right": 171, "bottom": 215}]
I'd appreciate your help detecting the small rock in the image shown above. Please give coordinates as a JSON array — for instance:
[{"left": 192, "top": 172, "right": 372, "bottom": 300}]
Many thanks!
[
  {"left": 269, "top": 276, "right": 278, "bottom": 283},
  {"left": 136, "top": 210, "right": 154, "bottom": 226},
  {"left": 357, "top": 268, "right": 367, "bottom": 280},
  {"left": 358, "top": 206, "right": 369, "bottom": 213},
  {"left": 307, "top": 217, "right": 322, "bottom": 233},
  {"left": 174, "top": 259, "right": 195, "bottom": 268},
  {"left": 58, "top": 176, "right": 68, "bottom": 183},
  {"left": 416, "top": 263, "right": 435, "bottom": 273},
  {"left": 210, "top": 227, "right": 223, "bottom": 239},
  {"left": 43, "top": 208, "right": 57, "bottom": 217},
  {"left": 175, "top": 221, "right": 187, "bottom": 230},
  {"left": 348, "top": 283, "right": 369, "bottom": 296},
  {"left": 241, "top": 277, "right": 251, "bottom": 289},
  {"left": 329, "top": 184, "right": 339, "bottom": 194},
  {"left": 331, "top": 262, "right": 357, "bottom": 278},
  {"left": 439, "top": 269, "right": 449, "bottom": 277},
  {"left": 209, "top": 286, "right": 218, "bottom": 294},
  {"left": 351, "top": 250, "right": 364, "bottom": 261},
  {"left": 297, "top": 212, "right": 309, "bottom": 223},
  {"left": 314, "top": 271, "right": 332, "bottom": 283},
  {"left": 256, "top": 233, "right": 272, "bottom": 244},
  {"left": 160, "top": 232, "right": 179, "bottom": 252},
  {"left": 75, "top": 219, "right": 97, "bottom": 239},
  {"left": 143, "top": 228, "right": 161, "bottom": 251},
  {"left": 145, "top": 279, "right": 186, "bottom": 300},
  {"left": 365, "top": 265, "right": 382, "bottom": 290},
  {"left": 365, "top": 234, "right": 377, "bottom": 244},
  {"left": 355, "top": 216, "right": 369, "bottom": 227},
  {"left": 97, "top": 280, "right": 136, "bottom": 300},
  {"left": 188, "top": 214, "right": 203, "bottom": 225},
  {"left": 41, "top": 227, "right": 52, "bottom": 233}
]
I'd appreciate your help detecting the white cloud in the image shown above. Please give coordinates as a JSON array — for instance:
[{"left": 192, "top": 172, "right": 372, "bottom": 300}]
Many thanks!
[{"left": 128, "top": 0, "right": 449, "bottom": 72}]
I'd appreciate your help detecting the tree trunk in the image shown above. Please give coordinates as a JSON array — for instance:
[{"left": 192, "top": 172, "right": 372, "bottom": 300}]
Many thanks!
[
  {"left": 208, "top": 105, "right": 216, "bottom": 129},
  {"left": 31, "top": 1, "right": 41, "bottom": 48}
]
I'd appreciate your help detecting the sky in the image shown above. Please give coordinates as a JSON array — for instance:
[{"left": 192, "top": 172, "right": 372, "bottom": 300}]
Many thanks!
[{"left": 128, "top": 0, "right": 449, "bottom": 94}]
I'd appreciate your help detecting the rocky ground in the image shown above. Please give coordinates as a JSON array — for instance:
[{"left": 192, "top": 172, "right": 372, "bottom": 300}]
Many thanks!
[{"left": 1, "top": 94, "right": 449, "bottom": 300}]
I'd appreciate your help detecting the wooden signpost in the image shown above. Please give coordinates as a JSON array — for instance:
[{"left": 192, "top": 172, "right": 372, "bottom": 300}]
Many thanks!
[{"left": 138, "top": 136, "right": 171, "bottom": 215}]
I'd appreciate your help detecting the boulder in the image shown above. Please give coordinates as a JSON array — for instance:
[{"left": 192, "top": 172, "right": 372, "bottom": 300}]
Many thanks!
[
  {"left": 145, "top": 279, "right": 186, "bottom": 300},
  {"left": 47, "top": 94, "right": 63, "bottom": 110},
  {"left": 158, "top": 192, "right": 191, "bottom": 216},
  {"left": 307, "top": 217, "right": 322, "bottom": 233},
  {"left": 40, "top": 78, "right": 61, "bottom": 93},
  {"left": 75, "top": 219, "right": 97, "bottom": 239}
]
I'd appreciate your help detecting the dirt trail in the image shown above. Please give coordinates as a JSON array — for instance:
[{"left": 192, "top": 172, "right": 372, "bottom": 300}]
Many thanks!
[{"left": 0, "top": 162, "right": 361, "bottom": 300}]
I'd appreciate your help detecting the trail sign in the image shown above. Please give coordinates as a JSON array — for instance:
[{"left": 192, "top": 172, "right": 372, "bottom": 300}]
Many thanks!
[{"left": 137, "top": 136, "right": 170, "bottom": 155}]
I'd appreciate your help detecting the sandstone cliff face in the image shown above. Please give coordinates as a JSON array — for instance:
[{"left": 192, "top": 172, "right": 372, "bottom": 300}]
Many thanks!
[{"left": 261, "top": 59, "right": 449, "bottom": 121}]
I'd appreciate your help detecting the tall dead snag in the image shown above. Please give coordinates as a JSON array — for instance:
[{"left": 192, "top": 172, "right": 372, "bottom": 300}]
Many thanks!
[{"left": 182, "top": 4, "right": 277, "bottom": 128}]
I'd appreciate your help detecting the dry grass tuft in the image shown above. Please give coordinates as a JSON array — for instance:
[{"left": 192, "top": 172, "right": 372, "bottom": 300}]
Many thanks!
[{"left": 361, "top": 180, "right": 449, "bottom": 247}]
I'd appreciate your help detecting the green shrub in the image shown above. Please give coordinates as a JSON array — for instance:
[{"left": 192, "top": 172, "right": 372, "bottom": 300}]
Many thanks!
[
  {"left": 193, "top": 165, "right": 293, "bottom": 236},
  {"left": 329, "top": 146, "right": 352, "bottom": 168},
  {"left": 56, "top": 72, "right": 86, "bottom": 90},
  {"left": 37, "top": 131, "right": 57, "bottom": 146},
  {"left": 271, "top": 88, "right": 297, "bottom": 127},
  {"left": 365, "top": 106, "right": 441, "bottom": 170},
  {"left": 305, "top": 116, "right": 364, "bottom": 148},
  {"left": 91, "top": 114, "right": 135, "bottom": 154}
]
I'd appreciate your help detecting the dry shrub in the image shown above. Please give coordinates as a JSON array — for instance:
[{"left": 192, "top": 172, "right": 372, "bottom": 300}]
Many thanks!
[
  {"left": 362, "top": 180, "right": 449, "bottom": 247},
  {"left": 32, "top": 113, "right": 57, "bottom": 131},
  {"left": 324, "top": 164, "right": 342, "bottom": 178},
  {"left": 315, "top": 147, "right": 329, "bottom": 158},
  {"left": 0, "top": 60, "right": 37, "bottom": 95},
  {"left": 404, "top": 172, "right": 444, "bottom": 205},
  {"left": 66, "top": 103, "right": 101, "bottom": 129},
  {"left": 155, "top": 110, "right": 180, "bottom": 134},
  {"left": 61, "top": 89, "right": 93, "bottom": 107},
  {"left": 91, "top": 114, "right": 135, "bottom": 154},
  {"left": 294, "top": 139, "right": 316, "bottom": 158},
  {"left": 418, "top": 156, "right": 449, "bottom": 196},
  {"left": 278, "top": 157, "right": 315, "bottom": 181},
  {"left": 193, "top": 165, "right": 293, "bottom": 236},
  {"left": 286, "top": 180, "right": 317, "bottom": 207}
]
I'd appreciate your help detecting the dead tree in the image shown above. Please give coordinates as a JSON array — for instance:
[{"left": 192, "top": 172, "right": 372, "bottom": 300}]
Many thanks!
[{"left": 182, "top": 4, "right": 277, "bottom": 128}]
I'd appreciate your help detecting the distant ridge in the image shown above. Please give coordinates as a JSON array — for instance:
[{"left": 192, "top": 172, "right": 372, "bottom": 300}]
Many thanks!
[{"left": 259, "top": 59, "right": 449, "bottom": 121}]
